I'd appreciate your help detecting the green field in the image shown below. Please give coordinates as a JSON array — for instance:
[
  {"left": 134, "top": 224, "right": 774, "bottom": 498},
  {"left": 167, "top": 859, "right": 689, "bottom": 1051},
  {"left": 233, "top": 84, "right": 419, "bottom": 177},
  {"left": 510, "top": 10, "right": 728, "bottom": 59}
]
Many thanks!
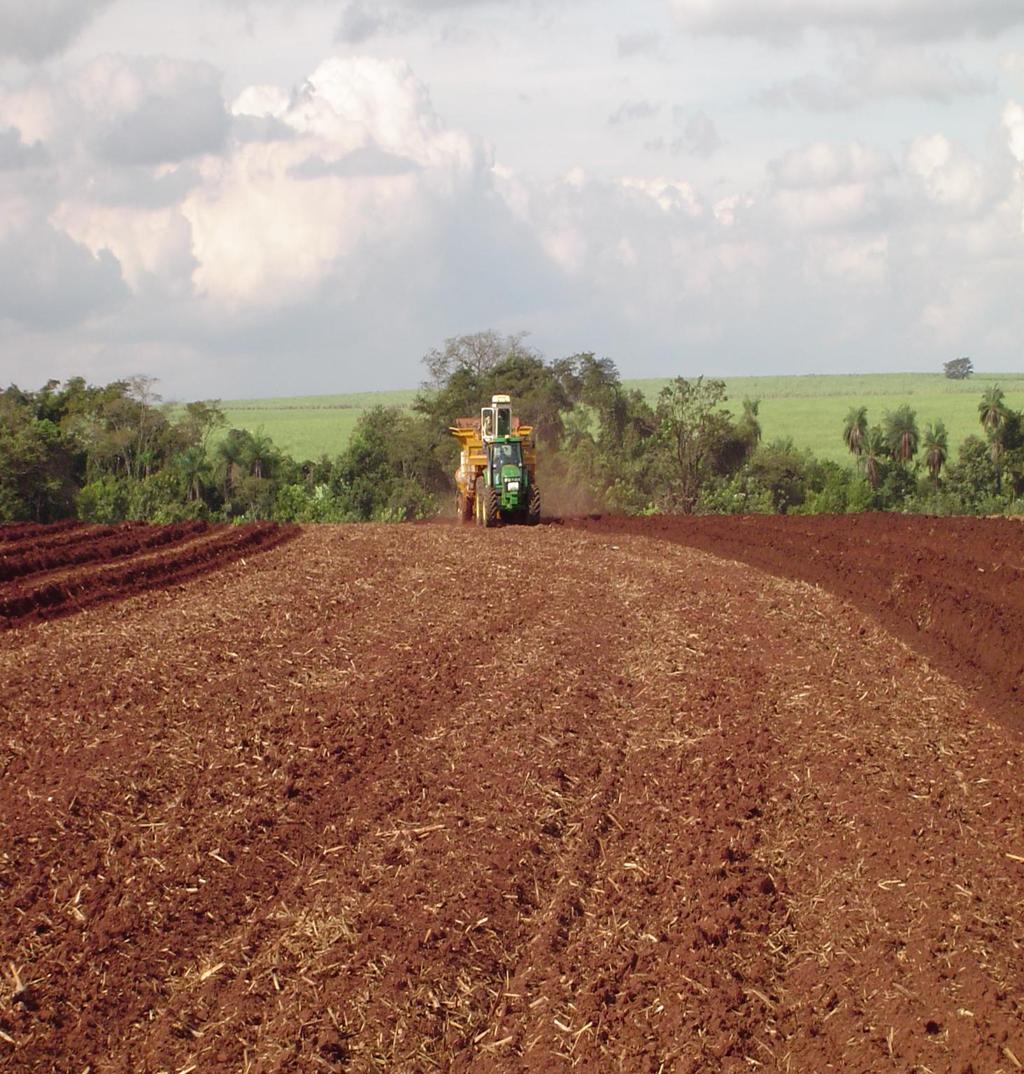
[
  {"left": 215, "top": 390, "right": 417, "bottom": 461},
  {"left": 208, "top": 374, "right": 1024, "bottom": 466},
  {"left": 625, "top": 373, "right": 1024, "bottom": 465}
]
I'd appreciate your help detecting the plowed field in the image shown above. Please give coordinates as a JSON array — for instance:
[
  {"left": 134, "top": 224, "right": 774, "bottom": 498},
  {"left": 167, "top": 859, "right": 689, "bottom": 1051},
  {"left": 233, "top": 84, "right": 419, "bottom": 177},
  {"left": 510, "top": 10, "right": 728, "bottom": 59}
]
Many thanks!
[{"left": 1, "top": 517, "right": 1022, "bottom": 1073}]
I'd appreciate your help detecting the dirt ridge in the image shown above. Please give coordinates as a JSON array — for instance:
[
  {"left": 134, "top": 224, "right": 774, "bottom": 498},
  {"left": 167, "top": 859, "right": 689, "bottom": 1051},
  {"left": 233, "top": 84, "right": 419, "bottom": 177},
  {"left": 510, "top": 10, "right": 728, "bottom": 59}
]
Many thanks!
[{"left": 566, "top": 513, "right": 1024, "bottom": 732}]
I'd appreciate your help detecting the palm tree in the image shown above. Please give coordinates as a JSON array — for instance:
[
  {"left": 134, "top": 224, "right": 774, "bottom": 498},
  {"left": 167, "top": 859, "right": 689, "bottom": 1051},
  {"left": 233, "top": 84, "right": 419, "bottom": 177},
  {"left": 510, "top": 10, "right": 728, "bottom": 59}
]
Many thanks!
[
  {"left": 843, "top": 406, "right": 868, "bottom": 457},
  {"left": 883, "top": 405, "right": 919, "bottom": 466},
  {"left": 922, "top": 420, "right": 948, "bottom": 482},
  {"left": 978, "top": 386, "right": 1008, "bottom": 480},
  {"left": 979, "top": 385, "right": 1007, "bottom": 434},
  {"left": 740, "top": 398, "right": 762, "bottom": 444},
  {"left": 245, "top": 430, "right": 277, "bottom": 480},
  {"left": 860, "top": 425, "right": 888, "bottom": 489},
  {"left": 176, "top": 446, "right": 211, "bottom": 502},
  {"left": 216, "top": 429, "right": 250, "bottom": 499}
]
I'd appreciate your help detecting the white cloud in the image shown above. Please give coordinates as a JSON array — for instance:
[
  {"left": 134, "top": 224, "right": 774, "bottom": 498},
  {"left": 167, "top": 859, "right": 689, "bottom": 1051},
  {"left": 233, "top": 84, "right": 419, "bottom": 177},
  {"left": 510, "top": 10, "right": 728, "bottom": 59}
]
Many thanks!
[
  {"left": 182, "top": 56, "right": 489, "bottom": 307},
  {"left": 1, "top": 23, "right": 1023, "bottom": 396},
  {"left": 1005, "top": 100, "right": 1024, "bottom": 164},
  {"left": 769, "top": 141, "right": 892, "bottom": 188},
  {"left": 54, "top": 201, "right": 195, "bottom": 294},
  {"left": 231, "top": 85, "right": 291, "bottom": 121},
  {"left": 332, "top": 0, "right": 532, "bottom": 44},
  {"left": 905, "top": 133, "right": 986, "bottom": 212},
  {"left": 1001, "top": 101, "right": 1024, "bottom": 231},
  {"left": 620, "top": 176, "right": 704, "bottom": 216}
]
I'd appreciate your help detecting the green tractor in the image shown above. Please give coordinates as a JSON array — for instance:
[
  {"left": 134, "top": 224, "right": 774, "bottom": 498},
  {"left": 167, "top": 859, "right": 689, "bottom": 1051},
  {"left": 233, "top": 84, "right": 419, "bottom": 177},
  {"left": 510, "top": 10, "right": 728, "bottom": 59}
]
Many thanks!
[{"left": 451, "top": 394, "right": 541, "bottom": 526}]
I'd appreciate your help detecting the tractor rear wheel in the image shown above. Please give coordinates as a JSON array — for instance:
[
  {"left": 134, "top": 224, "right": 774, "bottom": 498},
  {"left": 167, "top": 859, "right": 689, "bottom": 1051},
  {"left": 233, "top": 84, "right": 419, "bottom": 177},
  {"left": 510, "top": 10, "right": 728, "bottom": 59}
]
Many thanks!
[{"left": 528, "top": 484, "right": 541, "bottom": 526}]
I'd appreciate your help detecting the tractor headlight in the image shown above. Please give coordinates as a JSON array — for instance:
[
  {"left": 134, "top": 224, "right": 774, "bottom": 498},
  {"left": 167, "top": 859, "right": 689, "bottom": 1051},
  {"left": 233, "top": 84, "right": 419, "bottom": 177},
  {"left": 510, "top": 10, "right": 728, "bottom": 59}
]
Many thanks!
[{"left": 506, "top": 480, "right": 520, "bottom": 492}]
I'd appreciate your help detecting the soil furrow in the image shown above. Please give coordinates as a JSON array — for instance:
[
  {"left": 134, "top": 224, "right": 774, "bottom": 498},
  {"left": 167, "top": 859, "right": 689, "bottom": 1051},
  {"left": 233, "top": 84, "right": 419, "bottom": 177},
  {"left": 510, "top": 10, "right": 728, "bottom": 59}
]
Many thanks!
[
  {"left": 567, "top": 514, "right": 1024, "bottom": 732},
  {"left": 0, "top": 522, "right": 297, "bottom": 629},
  {"left": 0, "top": 520, "right": 209, "bottom": 583},
  {"left": 1, "top": 521, "right": 1022, "bottom": 1073}
]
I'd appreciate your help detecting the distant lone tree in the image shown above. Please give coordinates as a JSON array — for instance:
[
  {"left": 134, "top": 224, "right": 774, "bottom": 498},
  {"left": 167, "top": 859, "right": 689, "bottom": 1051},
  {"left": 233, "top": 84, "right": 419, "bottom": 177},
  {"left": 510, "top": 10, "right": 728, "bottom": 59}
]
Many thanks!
[{"left": 944, "top": 357, "right": 973, "bottom": 380}]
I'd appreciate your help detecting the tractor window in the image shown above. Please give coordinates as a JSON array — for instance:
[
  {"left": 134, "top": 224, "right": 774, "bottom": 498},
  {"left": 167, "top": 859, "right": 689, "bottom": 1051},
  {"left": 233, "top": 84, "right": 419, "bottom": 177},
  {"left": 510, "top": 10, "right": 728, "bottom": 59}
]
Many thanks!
[{"left": 491, "top": 442, "right": 522, "bottom": 470}]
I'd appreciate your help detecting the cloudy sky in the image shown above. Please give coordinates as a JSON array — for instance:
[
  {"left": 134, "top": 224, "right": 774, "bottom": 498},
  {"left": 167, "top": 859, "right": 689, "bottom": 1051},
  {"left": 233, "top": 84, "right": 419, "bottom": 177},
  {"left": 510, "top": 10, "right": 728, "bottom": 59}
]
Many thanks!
[{"left": 1, "top": 0, "right": 1023, "bottom": 399}]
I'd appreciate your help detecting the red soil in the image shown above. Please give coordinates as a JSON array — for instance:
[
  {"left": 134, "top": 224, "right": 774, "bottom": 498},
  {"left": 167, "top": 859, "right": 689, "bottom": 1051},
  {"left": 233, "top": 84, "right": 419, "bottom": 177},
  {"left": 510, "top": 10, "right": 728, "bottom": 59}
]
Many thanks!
[
  {"left": 0, "top": 520, "right": 209, "bottom": 582},
  {"left": 567, "top": 513, "right": 1024, "bottom": 733},
  {"left": 0, "top": 522, "right": 297, "bottom": 629},
  {"left": 0, "top": 519, "right": 1022, "bottom": 1073},
  {"left": 0, "top": 519, "right": 82, "bottom": 544}
]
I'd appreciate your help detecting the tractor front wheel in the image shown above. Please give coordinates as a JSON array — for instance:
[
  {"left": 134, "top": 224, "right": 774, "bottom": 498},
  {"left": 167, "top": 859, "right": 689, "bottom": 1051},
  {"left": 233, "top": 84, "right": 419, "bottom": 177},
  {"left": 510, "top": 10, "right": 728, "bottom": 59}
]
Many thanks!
[
  {"left": 527, "top": 484, "right": 541, "bottom": 526},
  {"left": 476, "top": 476, "right": 499, "bottom": 528},
  {"left": 483, "top": 485, "right": 500, "bottom": 528}
]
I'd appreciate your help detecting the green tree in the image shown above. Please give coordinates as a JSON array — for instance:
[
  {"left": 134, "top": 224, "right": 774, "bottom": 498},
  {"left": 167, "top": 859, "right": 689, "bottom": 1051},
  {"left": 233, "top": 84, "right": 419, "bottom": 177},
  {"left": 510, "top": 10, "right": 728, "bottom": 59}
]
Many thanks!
[
  {"left": 944, "top": 435, "right": 1001, "bottom": 512},
  {"left": 178, "top": 400, "right": 226, "bottom": 451},
  {"left": 422, "top": 329, "right": 533, "bottom": 389},
  {"left": 943, "top": 357, "right": 973, "bottom": 380},
  {"left": 921, "top": 421, "right": 949, "bottom": 482},
  {"left": 842, "top": 406, "right": 868, "bottom": 458},
  {"left": 654, "top": 377, "right": 743, "bottom": 513},
  {"left": 0, "top": 390, "right": 81, "bottom": 521},
  {"left": 738, "top": 398, "right": 762, "bottom": 446},
  {"left": 244, "top": 429, "right": 278, "bottom": 480},
  {"left": 978, "top": 385, "right": 1007, "bottom": 435},
  {"left": 335, "top": 407, "right": 439, "bottom": 521},
  {"left": 216, "top": 429, "right": 251, "bottom": 499},
  {"left": 883, "top": 405, "right": 919, "bottom": 466},
  {"left": 860, "top": 425, "right": 888, "bottom": 489},
  {"left": 978, "top": 385, "right": 1009, "bottom": 486},
  {"left": 175, "top": 445, "right": 212, "bottom": 502},
  {"left": 743, "top": 438, "right": 812, "bottom": 514}
]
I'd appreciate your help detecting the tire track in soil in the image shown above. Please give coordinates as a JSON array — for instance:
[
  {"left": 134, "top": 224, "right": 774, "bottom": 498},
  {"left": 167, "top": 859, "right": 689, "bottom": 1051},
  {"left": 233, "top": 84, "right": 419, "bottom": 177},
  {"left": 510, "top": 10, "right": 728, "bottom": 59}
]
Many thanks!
[
  {"left": 1, "top": 524, "right": 1023, "bottom": 1073},
  {"left": 470, "top": 542, "right": 793, "bottom": 1074},
  {"left": 131, "top": 528, "right": 670, "bottom": 1074}
]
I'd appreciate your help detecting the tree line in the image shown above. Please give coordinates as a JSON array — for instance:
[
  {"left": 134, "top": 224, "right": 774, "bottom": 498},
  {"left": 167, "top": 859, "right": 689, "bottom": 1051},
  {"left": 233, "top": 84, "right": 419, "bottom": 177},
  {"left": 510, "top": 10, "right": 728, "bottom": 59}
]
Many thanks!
[{"left": 1, "top": 338, "right": 1021, "bottom": 524}]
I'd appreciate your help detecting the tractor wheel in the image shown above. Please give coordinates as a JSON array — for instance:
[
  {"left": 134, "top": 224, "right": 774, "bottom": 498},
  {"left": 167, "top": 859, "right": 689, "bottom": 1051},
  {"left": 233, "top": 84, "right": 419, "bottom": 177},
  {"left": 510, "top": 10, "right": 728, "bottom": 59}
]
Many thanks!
[
  {"left": 527, "top": 484, "right": 541, "bottom": 526},
  {"left": 474, "top": 477, "right": 486, "bottom": 527},
  {"left": 457, "top": 490, "right": 473, "bottom": 523},
  {"left": 483, "top": 486, "right": 500, "bottom": 528}
]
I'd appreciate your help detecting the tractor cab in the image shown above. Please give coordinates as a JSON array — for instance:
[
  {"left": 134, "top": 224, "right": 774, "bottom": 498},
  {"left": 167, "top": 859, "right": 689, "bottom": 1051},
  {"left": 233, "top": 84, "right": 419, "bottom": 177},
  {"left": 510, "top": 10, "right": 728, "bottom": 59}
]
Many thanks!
[
  {"left": 480, "top": 395, "right": 529, "bottom": 511},
  {"left": 489, "top": 439, "right": 524, "bottom": 489},
  {"left": 480, "top": 394, "right": 513, "bottom": 442}
]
